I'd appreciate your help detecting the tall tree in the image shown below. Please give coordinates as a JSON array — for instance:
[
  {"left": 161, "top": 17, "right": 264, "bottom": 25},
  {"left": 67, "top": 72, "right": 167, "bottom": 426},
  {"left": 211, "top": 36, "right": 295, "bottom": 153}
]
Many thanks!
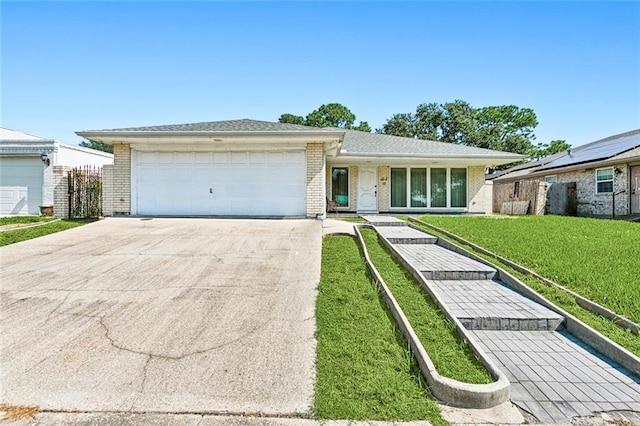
[
  {"left": 379, "top": 100, "right": 539, "bottom": 155},
  {"left": 278, "top": 103, "right": 371, "bottom": 132},
  {"left": 528, "top": 139, "right": 571, "bottom": 160},
  {"left": 278, "top": 113, "right": 305, "bottom": 125},
  {"left": 79, "top": 139, "right": 113, "bottom": 154}
]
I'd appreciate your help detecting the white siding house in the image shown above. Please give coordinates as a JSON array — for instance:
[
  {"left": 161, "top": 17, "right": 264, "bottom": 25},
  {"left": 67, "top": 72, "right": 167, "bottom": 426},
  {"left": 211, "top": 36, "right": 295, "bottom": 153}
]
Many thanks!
[{"left": 0, "top": 127, "right": 113, "bottom": 216}]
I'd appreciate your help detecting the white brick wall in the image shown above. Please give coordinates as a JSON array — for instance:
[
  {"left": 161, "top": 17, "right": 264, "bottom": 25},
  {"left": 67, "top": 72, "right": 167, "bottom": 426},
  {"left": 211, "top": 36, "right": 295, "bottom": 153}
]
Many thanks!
[
  {"left": 52, "top": 166, "right": 72, "bottom": 218},
  {"left": 306, "top": 143, "right": 325, "bottom": 217},
  {"left": 102, "top": 164, "right": 114, "bottom": 217},
  {"left": 468, "top": 166, "right": 492, "bottom": 214},
  {"left": 377, "top": 166, "right": 390, "bottom": 211},
  {"left": 112, "top": 143, "right": 131, "bottom": 215}
]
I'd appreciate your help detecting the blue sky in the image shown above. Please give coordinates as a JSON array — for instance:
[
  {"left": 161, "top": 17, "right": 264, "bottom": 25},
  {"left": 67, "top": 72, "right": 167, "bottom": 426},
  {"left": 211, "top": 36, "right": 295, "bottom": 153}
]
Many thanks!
[{"left": 2, "top": 1, "right": 639, "bottom": 149}]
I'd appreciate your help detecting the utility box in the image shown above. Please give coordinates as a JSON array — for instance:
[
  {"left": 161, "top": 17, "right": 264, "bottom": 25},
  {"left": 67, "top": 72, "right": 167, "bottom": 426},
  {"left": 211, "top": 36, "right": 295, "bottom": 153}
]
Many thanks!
[{"left": 547, "top": 182, "right": 577, "bottom": 216}]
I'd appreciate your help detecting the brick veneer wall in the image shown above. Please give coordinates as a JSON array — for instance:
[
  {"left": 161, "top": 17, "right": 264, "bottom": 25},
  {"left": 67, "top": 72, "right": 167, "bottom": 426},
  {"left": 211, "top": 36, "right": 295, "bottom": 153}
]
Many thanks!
[
  {"left": 468, "top": 166, "right": 492, "bottom": 214},
  {"left": 102, "top": 164, "right": 114, "bottom": 216},
  {"left": 306, "top": 143, "right": 325, "bottom": 217},
  {"left": 553, "top": 164, "right": 629, "bottom": 217},
  {"left": 52, "top": 166, "right": 72, "bottom": 218},
  {"left": 377, "top": 166, "right": 390, "bottom": 211},
  {"left": 112, "top": 143, "right": 131, "bottom": 215},
  {"left": 348, "top": 166, "right": 358, "bottom": 211}
]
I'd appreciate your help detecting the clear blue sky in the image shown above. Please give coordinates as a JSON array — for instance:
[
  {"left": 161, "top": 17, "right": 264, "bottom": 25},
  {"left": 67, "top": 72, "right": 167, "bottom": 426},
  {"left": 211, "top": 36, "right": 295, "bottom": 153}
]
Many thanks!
[{"left": 2, "top": 1, "right": 639, "bottom": 149}]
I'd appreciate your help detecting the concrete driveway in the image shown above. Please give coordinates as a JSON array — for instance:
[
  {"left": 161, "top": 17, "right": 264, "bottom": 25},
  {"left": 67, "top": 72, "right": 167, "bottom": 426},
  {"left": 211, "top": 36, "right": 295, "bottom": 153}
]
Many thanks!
[{"left": 0, "top": 218, "right": 321, "bottom": 415}]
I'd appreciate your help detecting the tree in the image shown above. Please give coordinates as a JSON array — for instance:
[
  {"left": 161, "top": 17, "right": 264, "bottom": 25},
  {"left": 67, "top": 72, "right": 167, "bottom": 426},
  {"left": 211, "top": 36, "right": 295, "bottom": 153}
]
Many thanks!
[
  {"left": 278, "top": 103, "right": 371, "bottom": 132},
  {"left": 379, "top": 100, "right": 539, "bottom": 155},
  {"left": 79, "top": 139, "right": 113, "bottom": 154},
  {"left": 528, "top": 139, "right": 571, "bottom": 160},
  {"left": 278, "top": 113, "right": 305, "bottom": 125}
]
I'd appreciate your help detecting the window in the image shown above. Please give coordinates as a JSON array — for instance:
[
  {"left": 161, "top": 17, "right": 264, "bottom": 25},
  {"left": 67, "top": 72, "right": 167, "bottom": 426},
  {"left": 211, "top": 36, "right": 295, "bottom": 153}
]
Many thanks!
[
  {"left": 410, "top": 168, "right": 427, "bottom": 207},
  {"left": 391, "top": 168, "right": 407, "bottom": 207},
  {"left": 596, "top": 167, "right": 613, "bottom": 194},
  {"left": 544, "top": 175, "right": 557, "bottom": 184},
  {"left": 430, "top": 168, "right": 447, "bottom": 208},
  {"left": 331, "top": 167, "right": 349, "bottom": 207},
  {"left": 450, "top": 168, "right": 467, "bottom": 208}
]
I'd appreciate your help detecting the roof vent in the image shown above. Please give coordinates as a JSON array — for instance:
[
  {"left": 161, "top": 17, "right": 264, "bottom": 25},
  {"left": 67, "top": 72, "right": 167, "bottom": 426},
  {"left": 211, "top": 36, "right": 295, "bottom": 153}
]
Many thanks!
[{"left": 567, "top": 148, "right": 572, "bottom": 156}]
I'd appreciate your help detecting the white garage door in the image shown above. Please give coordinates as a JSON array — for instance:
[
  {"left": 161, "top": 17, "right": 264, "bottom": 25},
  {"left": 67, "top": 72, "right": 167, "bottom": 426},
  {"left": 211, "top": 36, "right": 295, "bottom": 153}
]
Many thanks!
[
  {"left": 134, "top": 151, "right": 307, "bottom": 216},
  {"left": 0, "top": 157, "right": 43, "bottom": 216}
]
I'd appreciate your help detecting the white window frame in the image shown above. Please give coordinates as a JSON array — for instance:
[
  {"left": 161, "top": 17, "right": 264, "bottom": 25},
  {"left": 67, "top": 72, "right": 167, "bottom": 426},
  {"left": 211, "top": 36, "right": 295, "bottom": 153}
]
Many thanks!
[
  {"left": 544, "top": 175, "right": 557, "bottom": 184},
  {"left": 388, "top": 166, "right": 467, "bottom": 209},
  {"left": 595, "top": 167, "right": 614, "bottom": 194}
]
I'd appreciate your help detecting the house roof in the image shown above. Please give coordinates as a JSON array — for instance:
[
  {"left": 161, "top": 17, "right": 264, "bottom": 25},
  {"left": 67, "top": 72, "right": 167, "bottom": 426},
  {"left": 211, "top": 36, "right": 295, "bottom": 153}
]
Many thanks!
[
  {"left": 77, "top": 118, "right": 525, "bottom": 163},
  {"left": 87, "top": 118, "right": 338, "bottom": 133},
  {"left": 492, "top": 128, "right": 640, "bottom": 181},
  {"left": 1, "top": 127, "right": 51, "bottom": 142},
  {"left": 339, "top": 129, "right": 524, "bottom": 159}
]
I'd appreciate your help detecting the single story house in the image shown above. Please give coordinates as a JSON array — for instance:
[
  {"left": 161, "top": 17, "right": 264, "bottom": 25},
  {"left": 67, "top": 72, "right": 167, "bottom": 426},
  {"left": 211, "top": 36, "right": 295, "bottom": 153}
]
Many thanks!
[
  {"left": 490, "top": 129, "right": 640, "bottom": 217},
  {"left": 0, "top": 127, "right": 114, "bottom": 216},
  {"left": 76, "top": 119, "right": 524, "bottom": 218}
]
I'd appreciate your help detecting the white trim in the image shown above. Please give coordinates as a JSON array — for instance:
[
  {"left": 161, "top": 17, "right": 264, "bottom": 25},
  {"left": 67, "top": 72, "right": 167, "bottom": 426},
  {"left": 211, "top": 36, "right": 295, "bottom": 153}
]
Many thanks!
[
  {"left": 387, "top": 166, "right": 469, "bottom": 210},
  {"left": 595, "top": 166, "right": 614, "bottom": 194},
  {"left": 131, "top": 149, "right": 138, "bottom": 215}
]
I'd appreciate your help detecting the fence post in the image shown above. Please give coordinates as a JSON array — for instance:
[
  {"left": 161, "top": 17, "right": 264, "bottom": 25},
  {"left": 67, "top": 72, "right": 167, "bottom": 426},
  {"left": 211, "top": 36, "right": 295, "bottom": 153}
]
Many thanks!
[{"left": 52, "top": 166, "right": 72, "bottom": 218}]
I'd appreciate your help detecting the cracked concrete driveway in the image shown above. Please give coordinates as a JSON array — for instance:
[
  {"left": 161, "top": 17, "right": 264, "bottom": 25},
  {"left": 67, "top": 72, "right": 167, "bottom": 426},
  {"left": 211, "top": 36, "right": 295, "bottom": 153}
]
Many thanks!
[{"left": 0, "top": 218, "right": 321, "bottom": 415}]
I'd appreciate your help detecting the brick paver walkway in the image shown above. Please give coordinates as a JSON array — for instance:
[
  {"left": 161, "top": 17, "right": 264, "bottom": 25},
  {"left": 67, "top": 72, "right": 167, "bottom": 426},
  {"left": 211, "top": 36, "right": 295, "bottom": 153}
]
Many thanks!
[{"left": 364, "top": 216, "right": 640, "bottom": 424}]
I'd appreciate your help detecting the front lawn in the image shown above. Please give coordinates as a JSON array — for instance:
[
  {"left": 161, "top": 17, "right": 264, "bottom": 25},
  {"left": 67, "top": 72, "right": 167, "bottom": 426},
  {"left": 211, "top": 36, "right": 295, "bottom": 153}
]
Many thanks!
[
  {"left": 315, "top": 235, "right": 445, "bottom": 423},
  {"left": 0, "top": 220, "right": 84, "bottom": 246},
  {"left": 360, "top": 229, "right": 493, "bottom": 384},
  {"left": 418, "top": 215, "right": 639, "bottom": 324},
  {"left": 0, "top": 216, "right": 55, "bottom": 226}
]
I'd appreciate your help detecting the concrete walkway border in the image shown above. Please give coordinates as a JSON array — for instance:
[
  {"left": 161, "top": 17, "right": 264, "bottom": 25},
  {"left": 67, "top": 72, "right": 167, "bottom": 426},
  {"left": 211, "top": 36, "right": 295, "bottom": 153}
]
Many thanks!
[
  {"left": 408, "top": 217, "right": 639, "bottom": 336},
  {"left": 405, "top": 218, "right": 640, "bottom": 377},
  {"left": 354, "top": 224, "right": 511, "bottom": 409}
]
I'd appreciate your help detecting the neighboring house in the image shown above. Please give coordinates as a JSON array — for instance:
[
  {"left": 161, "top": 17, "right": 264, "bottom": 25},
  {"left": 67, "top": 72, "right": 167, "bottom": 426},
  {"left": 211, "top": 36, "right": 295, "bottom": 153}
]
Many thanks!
[
  {"left": 0, "top": 127, "right": 114, "bottom": 216},
  {"left": 76, "top": 119, "right": 524, "bottom": 218},
  {"left": 490, "top": 129, "right": 640, "bottom": 217}
]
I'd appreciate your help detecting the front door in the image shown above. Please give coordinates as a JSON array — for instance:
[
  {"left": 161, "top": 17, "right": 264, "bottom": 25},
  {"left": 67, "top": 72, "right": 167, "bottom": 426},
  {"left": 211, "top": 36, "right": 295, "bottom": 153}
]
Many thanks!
[
  {"left": 357, "top": 168, "right": 378, "bottom": 211},
  {"left": 632, "top": 166, "right": 640, "bottom": 214}
]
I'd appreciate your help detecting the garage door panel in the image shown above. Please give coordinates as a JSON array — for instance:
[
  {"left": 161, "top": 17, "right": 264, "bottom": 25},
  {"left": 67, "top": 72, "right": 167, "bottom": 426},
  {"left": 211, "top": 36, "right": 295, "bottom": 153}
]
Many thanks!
[
  {"left": 135, "top": 150, "right": 306, "bottom": 216},
  {"left": 0, "top": 157, "right": 43, "bottom": 215},
  {"left": 212, "top": 153, "right": 229, "bottom": 163},
  {"left": 231, "top": 152, "right": 248, "bottom": 164}
]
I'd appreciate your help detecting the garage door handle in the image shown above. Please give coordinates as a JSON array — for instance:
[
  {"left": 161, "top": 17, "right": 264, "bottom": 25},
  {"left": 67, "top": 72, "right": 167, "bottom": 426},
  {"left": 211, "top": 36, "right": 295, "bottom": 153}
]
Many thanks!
[{"left": 209, "top": 188, "right": 213, "bottom": 194}]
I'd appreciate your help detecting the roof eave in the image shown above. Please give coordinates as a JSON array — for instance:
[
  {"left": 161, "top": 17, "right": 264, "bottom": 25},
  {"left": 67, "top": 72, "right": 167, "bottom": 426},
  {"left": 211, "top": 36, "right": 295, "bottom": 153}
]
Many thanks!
[{"left": 75, "top": 130, "right": 346, "bottom": 145}]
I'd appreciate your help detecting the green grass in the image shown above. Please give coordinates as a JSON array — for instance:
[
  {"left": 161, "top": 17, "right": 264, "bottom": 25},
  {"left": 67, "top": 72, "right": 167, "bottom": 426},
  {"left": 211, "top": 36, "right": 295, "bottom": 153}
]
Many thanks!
[
  {"left": 0, "top": 216, "right": 55, "bottom": 226},
  {"left": 359, "top": 228, "right": 493, "bottom": 385},
  {"left": 315, "top": 235, "right": 446, "bottom": 424},
  {"left": 410, "top": 219, "right": 640, "bottom": 358},
  {"left": 418, "top": 215, "right": 640, "bottom": 324},
  {"left": 0, "top": 220, "right": 85, "bottom": 246},
  {"left": 338, "top": 217, "right": 366, "bottom": 222}
]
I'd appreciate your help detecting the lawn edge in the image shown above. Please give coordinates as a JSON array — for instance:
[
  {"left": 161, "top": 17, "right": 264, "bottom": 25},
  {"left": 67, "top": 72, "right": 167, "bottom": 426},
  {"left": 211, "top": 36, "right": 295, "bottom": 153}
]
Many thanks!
[
  {"left": 355, "top": 224, "right": 510, "bottom": 409},
  {"left": 409, "top": 217, "right": 639, "bottom": 336},
  {"left": 408, "top": 218, "right": 640, "bottom": 377}
]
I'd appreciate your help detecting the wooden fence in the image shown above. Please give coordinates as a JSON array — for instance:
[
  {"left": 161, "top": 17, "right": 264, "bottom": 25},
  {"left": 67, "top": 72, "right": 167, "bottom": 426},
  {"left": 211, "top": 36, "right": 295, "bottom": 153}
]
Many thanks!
[{"left": 493, "top": 180, "right": 542, "bottom": 214}]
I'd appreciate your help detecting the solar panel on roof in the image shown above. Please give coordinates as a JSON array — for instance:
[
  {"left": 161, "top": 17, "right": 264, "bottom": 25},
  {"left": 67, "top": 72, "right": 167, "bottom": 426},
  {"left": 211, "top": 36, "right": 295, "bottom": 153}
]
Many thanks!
[{"left": 539, "top": 131, "right": 640, "bottom": 170}]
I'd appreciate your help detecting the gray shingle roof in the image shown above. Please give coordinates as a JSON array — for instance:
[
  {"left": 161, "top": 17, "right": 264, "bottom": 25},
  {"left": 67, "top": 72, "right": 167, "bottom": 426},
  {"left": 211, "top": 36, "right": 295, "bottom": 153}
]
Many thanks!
[
  {"left": 339, "top": 130, "right": 524, "bottom": 158},
  {"left": 94, "top": 119, "right": 335, "bottom": 133},
  {"left": 80, "top": 119, "right": 525, "bottom": 159}
]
